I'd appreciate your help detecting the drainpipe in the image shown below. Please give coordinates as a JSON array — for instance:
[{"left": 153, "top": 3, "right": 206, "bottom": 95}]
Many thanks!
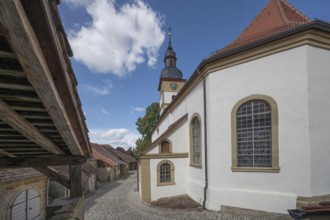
[
  {"left": 137, "top": 159, "right": 139, "bottom": 192},
  {"left": 197, "top": 69, "right": 208, "bottom": 210}
]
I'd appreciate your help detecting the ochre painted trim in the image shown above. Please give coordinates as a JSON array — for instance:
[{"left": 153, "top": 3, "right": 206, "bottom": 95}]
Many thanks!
[
  {"left": 138, "top": 114, "right": 188, "bottom": 156},
  {"left": 231, "top": 94, "right": 280, "bottom": 172},
  {"left": 155, "top": 29, "right": 330, "bottom": 130},
  {"left": 140, "top": 159, "right": 151, "bottom": 202},
  {"left": 189, "top": 164, "right": 202, "bottom": 169},
  {"left": 231, "top": 167, "right": 280, "bottom": 173},
  {"left": 157, "top": 160, "right": 175, "bottom": 186},
  {"left": 140, "top": 153, "right": 188, "bottom": 159},
  {"left": 204, "top": 30, "right": 330, "bottom": 75},
  {"left": 158, "top": 138, "right": 172, "bottom": 154}
]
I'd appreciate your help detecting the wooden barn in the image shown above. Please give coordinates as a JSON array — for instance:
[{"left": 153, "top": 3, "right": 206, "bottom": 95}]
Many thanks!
[{"left": 0, "top": 0, "right": 91, "bottom": 219}]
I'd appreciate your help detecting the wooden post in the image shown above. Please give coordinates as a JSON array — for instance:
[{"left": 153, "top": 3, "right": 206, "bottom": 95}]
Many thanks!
[{"left": 69, "top": 165, "right": 83, "bottom": 197}]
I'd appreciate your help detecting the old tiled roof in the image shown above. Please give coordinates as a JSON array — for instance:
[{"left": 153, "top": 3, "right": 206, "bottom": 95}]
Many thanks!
[
  {"left": 91, "top": 143, "right": 124, "bottom": 167},
  {"left": 49, "top": 166, "right": 69, "bottom": 178},
  {"left": 82, "top": 162, "right": 97, "bottom": 174},
  {"left": 100, "top": 145, "right": 130, "bottom": 165},
  {"left": 0, "top": 168, "right": 43, "bottom": 182},
  {"left": 213, "top": 0, "right": 311, "bottom": 56},
  {"left": 49, "top": 161, "right": 97, "bottom": 178},
  {"left": 111, "top": 148, "right": 136, "bottom": 163}
]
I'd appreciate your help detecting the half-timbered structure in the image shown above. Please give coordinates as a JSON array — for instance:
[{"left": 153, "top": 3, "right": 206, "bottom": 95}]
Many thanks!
[{"left": 0, "top": 0, "right": 91, "bottom": 219}]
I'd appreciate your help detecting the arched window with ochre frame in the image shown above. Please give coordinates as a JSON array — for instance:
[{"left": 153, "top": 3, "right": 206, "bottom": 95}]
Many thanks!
[
  {"left": 190, "top": 114, "right": 202, "bottom": 167},
  {"left": 231, "top": 94, "right": 280, "bottom": 172},
  {"left": 157, "top": 160, "right": 175, "bottom": 186}
]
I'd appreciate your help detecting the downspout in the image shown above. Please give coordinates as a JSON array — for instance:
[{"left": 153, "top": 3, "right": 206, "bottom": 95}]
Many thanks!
[
  {"left": 197, "top": 69, "right": 208, "bottom": 210},
  {"left": 137, "top": 158, "right": 139, "bottom": 192}
]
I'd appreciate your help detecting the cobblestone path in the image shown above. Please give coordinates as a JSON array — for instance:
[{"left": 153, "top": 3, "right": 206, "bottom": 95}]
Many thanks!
[{"left": 84, "top": 171, "right": 287, "bottom": 220}]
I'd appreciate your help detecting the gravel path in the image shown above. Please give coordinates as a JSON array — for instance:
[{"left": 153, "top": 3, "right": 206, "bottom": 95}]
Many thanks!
[{"left": 84, "top": 171, "right": 288, "bottom": 220}]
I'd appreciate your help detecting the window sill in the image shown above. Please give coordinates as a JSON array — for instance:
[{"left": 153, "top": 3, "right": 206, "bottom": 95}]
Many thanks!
[
  {"left": 157, "top": 182, "right": 176, "bottom": 186},
  {"left": 190, "top": 163, "right": 202, "bottom": 169},
  {"left": 231, "top": 166, "right": 280, "bottom": 173}
]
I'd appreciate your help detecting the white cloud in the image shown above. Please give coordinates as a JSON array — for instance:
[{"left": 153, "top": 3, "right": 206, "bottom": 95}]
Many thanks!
[
  {"left": 100, "top": 108, "right": 110, "bottom": 115},
  {"left": 132, "top": 107, "right": 145, "bottom": 113},
  {"left": 89, "top": 128, "right": 140, "bottom": 149},
  {"left": 83, "top": 79, "right": 113, "bottom": 95},
  {"left": 84, "top": 85, "right": 110, "bottom": 95},
  {"left": 65, "top": 0, "right": 165, "bottom": 77}
]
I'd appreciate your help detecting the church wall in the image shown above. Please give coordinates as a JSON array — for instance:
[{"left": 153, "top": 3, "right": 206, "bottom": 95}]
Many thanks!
[
  {"left": 150, "top": 158, "right": 188, "bottom": 201},
  {"left": 307, "top": 46, "right": 330, "bottom": 196},
  {"left": 205, "top": 45, "right": 311, "bottom": 213},
  {"left": 150, "top": 81, "right": 206, "bottom": 203},
  {"left": 164, "top": 91, "right": 178, "bottom": 105},
  {"left": 183, "top": 83, "right": 206, "bottom": 203}
]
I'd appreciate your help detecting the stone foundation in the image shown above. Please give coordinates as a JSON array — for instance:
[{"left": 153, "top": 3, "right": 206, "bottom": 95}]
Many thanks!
[{"left": 297, "top": 194, "right": 330, "bottom": 208}]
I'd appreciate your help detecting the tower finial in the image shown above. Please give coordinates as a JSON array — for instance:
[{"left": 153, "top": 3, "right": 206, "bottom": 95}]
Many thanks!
[{"left": 168, "top": 28, "right": 172, "bottom": 48}]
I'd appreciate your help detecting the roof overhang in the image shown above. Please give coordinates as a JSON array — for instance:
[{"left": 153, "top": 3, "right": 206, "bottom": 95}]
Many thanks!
[{"left": 0, "top": 0, "right": 91, "bottom": 167}]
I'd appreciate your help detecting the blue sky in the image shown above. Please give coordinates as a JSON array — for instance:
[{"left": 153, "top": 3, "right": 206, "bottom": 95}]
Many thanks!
[{"left": 58, "top": 0, "right": 330, "bottom": 149}]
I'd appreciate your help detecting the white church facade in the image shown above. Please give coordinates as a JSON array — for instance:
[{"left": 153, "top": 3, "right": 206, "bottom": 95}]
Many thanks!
[{"left": 138, "top": 0, "right": 330, "bottom": 214}]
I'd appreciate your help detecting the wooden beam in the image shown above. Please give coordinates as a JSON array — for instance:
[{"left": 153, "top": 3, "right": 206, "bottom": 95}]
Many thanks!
[
  {"left": 0, "top": 0, "right": 83, "bottom": 155},
  {"left": 0, "top": 99, "right": 64, "bottom": 154},
  {"left": 33, "top": 166, "right": 70, "bottom": 188},
  {"left": 0, "top": 155, "right": 87, "bottom": 168},
  {"left": 0, "top": 149, "right": 15, "bottom": 157},
  {"left": 0, "top": 82, "right": 34, "bottom": 91},
  {"left": 0, "top": 69, "right": 25, "bottom": 78},
  {"left": 69, "top": 165, "right": 83, "bottom": 197}
]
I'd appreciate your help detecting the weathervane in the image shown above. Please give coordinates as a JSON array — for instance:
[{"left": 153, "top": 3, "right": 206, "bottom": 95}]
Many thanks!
[{"left": 168, "top": 28, "right": 172, "bottom": 48}]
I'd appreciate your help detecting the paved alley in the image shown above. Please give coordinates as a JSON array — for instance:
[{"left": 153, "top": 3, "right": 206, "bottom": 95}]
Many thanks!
[{"left": 84, "top": 171, "right": 290, "bottom": 220}]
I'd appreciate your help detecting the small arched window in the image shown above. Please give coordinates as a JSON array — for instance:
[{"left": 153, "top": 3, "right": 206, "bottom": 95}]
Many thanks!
[
  {"left": 231, "top": 95, "right": 279, "bottom": 172},
  {"left": 190, "top": 116, "right": 202, "bottom": 166},
  {"left": 157, "top": 160, "right": 175, "bottom": 186},
  {"left": 160, "top": 140, "right": 170, "bottom": 153},
  {"left": 160, "top": 163, "right": 171, "bottom": 182}
]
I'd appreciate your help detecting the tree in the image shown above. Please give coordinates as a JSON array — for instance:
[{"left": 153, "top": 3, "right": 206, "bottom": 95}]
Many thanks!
[{"left": 135, "top": 102, "right": 160, "bottom": 154}]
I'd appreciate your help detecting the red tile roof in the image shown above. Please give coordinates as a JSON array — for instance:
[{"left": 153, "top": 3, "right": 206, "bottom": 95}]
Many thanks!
[
  {"left": 213, "top": 0, "right": 311, "bottom": 56},
  {"left": 49, "top": 162, "right": 97, "bottom": 178},
  {"left": 109, "top": 147, "right": 136, "bottom": 164},
  {"left": 91, "top": 143, "right": 124, "bottom": 167}
]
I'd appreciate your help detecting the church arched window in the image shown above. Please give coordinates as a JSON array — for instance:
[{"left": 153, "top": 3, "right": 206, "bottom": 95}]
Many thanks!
[
  {"left": 231, "top": 95, "right": 280, "bottom": 172},
  {"left": 157, "top": 160, "right": 175, "bottom": 186},
  {"left": 190, "top": 114, "right": 202, "bottom": 167}
]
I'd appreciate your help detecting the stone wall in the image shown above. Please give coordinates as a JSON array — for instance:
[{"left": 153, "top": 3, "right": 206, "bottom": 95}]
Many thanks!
[
  {"left": 97, "top": 167, "right": 110, "bottom": 183},
  {"left": 49, "top": 180, "right": 68, "bottom": 201},
  {"left": 297, "top": 194, "right": 330, "bottom": 208},
  {"left": 0, "top": 175, "right": 47, "bottom": 220}
]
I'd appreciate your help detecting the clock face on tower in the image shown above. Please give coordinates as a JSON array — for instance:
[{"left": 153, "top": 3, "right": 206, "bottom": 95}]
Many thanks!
[{"left": 170, "top": 82, "right": 178, "bottom": 90}]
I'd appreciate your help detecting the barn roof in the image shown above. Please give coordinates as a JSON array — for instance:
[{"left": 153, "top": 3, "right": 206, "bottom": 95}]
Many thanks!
[
  {"left": 91, "top": 143, "right": 125, "bottom": 167},
  {"left": 0, "top": 0, "right": 90, "bottom": 168}
]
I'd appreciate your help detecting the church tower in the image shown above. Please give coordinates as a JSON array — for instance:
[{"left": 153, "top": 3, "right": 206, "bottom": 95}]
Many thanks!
[{"left": 158, "top": 30, "right": 186, "bottom": 114}]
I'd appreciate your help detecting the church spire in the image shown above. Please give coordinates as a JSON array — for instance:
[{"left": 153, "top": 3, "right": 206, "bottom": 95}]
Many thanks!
[
  {"left": 168, "top": 28, "right": 172, "bottom": 49},
  {"left": 160, "top": 29, "right": 182, "bottom": 79}
]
